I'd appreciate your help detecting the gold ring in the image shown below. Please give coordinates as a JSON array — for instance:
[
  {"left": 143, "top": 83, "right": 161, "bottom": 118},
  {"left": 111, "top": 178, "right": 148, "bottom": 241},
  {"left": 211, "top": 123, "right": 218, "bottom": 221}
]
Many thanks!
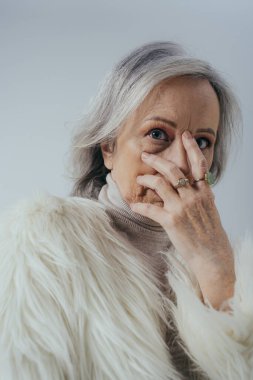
[{"left": 194, "top": 172, "right": 215, "bottom": 186}]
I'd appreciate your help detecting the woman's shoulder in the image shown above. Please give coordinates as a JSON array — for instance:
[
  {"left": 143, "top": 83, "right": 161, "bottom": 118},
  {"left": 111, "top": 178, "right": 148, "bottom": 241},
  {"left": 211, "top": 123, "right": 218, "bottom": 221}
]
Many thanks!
[
  {"left": 0, "top": 194, "right": 137, "bottom": 378},
  {"left": 0, "top": 193, "right": 175, "bottom": 380},
  {"left": 0, "top": 192, "right": 111, "bottom": 240},
  {"left": 1, "top": 192, "right": 107, "bottom": 223},
  {"left": 0, "top": 192, "right": 118, "bottom": 279}
]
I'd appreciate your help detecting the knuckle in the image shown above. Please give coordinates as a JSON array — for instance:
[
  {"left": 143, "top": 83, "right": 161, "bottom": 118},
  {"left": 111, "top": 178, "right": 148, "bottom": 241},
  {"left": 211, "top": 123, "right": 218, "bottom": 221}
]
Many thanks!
[
  {"left": 194, "top": 193, "right": 204, "bottom": 203},
  {"left": 144, "top": 203, "right": 153, "bottom": 211},
  {"left": 206, "top": 190, "right": 215, "bottom": 204},
  {"left": 139, "top": 203, "right": 153, "bottom": 216},
  {"left": 184, "top": 193, "right": 204, "bottom": 208},
  {"left": 205, "top": 186, "right": 214, "bottom": 197},
  {"left": 168, "top": 204, "right": 185, "bottom": 225},
  {"left": 168, "top": 212, "right": 182, "bottom": 227},
  {"left": 185, "top": 189, "right": 215, "bottom": 209},
  {"left": 184, "top": 195, "right": 198, "bottom": 208},
  {"left": 195, "top": 180, "right": 206, "bottom": 189}
]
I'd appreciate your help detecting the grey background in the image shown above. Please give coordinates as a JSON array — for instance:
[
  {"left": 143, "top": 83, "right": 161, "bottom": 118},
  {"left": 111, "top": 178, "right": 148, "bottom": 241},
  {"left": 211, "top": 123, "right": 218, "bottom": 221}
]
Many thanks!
[{"left": 1, "top": 0, "right": 252, "bottom": 242}]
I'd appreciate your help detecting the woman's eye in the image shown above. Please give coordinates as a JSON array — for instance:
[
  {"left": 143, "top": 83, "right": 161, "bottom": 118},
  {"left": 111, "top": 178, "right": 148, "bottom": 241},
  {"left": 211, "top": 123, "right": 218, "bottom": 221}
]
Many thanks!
[
  {"left": 195, "top": 137, "right": 211, "bottom": 150},
  {"left": 149, "top": 128, "right": 168, "bottom": 141}
]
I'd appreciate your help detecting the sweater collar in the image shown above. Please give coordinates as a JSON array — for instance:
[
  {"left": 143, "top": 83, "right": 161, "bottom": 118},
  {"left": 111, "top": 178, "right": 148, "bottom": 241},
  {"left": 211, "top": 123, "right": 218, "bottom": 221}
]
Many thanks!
[{"left": 98, "top": 173, "right": 171, "bottom": 255}]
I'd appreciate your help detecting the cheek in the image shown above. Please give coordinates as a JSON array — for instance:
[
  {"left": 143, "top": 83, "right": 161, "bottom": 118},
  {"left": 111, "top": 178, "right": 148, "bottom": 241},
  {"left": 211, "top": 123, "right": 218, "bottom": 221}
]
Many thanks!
[{"left": 115, "top": 140, "right": 150, "bottom": 174}]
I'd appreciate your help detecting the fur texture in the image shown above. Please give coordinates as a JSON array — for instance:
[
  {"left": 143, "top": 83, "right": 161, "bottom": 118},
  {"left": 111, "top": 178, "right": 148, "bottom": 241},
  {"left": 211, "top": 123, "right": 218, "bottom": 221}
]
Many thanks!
[
  {"left": 165, "top": 236, "right": 253, "bottom": 379},
  {"left": 0, "top": 194, "right": 252, "bottom": 379}
]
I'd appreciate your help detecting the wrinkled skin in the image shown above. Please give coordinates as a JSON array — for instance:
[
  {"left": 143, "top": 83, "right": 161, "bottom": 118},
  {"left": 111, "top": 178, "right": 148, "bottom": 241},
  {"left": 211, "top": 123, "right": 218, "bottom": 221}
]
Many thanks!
[{"left": 101, "top": 77, "right": 235, "bottom": 310}]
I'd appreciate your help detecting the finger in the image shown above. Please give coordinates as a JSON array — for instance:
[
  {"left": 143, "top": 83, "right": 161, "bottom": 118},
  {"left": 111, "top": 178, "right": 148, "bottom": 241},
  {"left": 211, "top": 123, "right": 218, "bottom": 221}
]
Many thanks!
[
  {"left": 182, "top": 131, "right": 208, "bottom": 181},
  {"left": 129, "top": 202, "right": 169, "bottom": 226},
  {"left": 136, "top": 174, "right": 178, "bottom": 205},
  {"left": 141, "top": 153, "right": 192, "bottom": 196}
]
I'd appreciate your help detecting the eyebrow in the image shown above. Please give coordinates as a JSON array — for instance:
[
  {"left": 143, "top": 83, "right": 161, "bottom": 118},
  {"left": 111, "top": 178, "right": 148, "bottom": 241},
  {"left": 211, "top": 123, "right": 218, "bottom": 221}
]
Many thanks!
[{"left": 145, "top": 116, "right": 217, "bottom": 137}]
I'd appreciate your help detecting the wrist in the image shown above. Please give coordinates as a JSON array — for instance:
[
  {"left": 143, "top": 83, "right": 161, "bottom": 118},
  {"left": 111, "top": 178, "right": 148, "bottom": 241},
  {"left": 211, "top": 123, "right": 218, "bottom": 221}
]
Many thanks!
[{"left": 189, "top": 253, "right": 235, "bottom": 310}]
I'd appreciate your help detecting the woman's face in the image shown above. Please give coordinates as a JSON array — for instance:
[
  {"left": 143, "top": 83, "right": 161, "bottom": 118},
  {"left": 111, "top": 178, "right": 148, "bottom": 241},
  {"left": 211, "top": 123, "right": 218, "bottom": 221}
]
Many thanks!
[{"left": 101, "top": 76, "right": 220, "bottom": 206}]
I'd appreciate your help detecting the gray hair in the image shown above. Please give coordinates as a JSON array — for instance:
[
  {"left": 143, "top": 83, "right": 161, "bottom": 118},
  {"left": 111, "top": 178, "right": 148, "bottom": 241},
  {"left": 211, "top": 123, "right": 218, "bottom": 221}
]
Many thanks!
[{"left": 68, "top": 41, "right": 241, "bottom": 199}]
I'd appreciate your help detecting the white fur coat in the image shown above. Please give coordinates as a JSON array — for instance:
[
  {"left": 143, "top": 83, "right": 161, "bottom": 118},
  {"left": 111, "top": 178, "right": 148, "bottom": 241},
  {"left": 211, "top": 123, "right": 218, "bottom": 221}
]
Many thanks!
[{"left": 0, "top": 194, "right": 253, "bottom": 380}]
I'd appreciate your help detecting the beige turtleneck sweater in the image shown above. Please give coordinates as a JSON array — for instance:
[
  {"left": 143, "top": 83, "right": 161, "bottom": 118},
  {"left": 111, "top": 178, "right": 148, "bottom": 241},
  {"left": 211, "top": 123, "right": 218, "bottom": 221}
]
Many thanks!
[
  {"left": 98, "top": 173, "right": 171, "bottom": 254},
  {"left": 98, "top": 173, "right": 205, "bottom": 380},
  {"left": 98, "top": 173, "right": 172, "bottom": 288}
]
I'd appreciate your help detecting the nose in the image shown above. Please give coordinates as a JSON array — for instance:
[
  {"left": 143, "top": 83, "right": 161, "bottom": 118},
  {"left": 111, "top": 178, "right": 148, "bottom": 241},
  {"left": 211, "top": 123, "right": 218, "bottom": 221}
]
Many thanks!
[{"left": 160, "top": 136, "right": 191, "bottom": 176}]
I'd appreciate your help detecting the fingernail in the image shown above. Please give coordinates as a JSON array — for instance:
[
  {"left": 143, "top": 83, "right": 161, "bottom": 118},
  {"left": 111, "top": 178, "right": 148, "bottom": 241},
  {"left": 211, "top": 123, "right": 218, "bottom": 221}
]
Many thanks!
[
  {"left": 141, "top": 152, "right": 149, "bottom": 159},
  {"left": 183, "top": 131, "right": 192, "bottom": 139}
]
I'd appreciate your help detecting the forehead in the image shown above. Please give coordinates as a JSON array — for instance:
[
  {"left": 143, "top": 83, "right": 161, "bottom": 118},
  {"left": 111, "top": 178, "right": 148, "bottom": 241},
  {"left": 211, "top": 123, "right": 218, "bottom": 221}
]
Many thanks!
[{"left": 121, "top": 76, "right": 220, "bottom": 134}]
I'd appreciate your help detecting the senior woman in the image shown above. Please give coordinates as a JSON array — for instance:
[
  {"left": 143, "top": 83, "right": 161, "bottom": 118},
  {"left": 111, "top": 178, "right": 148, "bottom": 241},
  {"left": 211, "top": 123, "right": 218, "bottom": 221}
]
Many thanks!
[{"left": 0, "top": 42, "right": 252, "bottom": 380}]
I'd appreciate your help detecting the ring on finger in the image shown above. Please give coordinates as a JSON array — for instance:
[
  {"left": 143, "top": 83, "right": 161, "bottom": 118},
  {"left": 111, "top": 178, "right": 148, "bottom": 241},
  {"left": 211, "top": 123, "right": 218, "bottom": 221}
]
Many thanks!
[
  {"left": 194, "top": 171, "right": 215, "bottom": 186},
  {"left": 174, "top": 177, "right": 190, "bottom": 189}
]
